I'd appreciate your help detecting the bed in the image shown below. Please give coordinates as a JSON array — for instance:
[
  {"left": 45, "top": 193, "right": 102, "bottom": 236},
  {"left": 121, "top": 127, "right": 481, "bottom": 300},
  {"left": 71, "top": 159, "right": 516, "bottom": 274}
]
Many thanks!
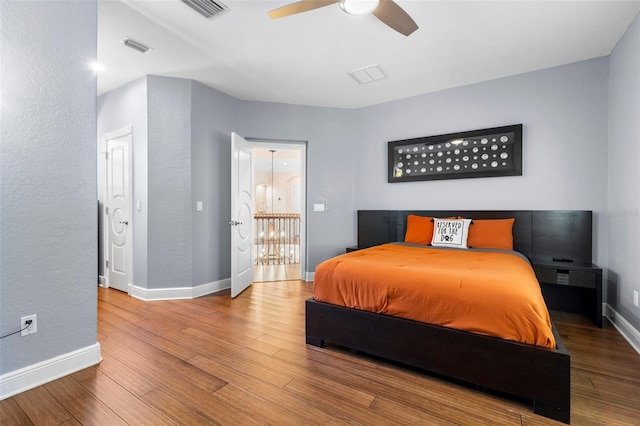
[{"left": 306, "top": 210, "right": 592, "bottom": 424}]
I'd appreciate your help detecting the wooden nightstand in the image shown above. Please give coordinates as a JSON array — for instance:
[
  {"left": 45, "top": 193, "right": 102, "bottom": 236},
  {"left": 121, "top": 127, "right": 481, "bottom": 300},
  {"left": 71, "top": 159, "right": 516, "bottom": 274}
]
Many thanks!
[{"left": 533, "top": 260, "right": 603, "bottom": 327}]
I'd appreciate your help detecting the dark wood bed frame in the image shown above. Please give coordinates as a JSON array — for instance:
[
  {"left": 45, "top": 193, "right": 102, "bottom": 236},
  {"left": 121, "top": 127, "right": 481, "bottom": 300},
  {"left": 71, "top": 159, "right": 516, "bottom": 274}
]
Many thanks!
[{"left": 306, "top": 210, "right": 593, "bottom": 424}]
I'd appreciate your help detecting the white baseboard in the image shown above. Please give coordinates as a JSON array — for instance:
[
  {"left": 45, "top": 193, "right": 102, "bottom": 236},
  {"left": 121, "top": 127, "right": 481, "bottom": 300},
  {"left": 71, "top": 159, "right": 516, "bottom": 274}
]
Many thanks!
[
  {"left": 604, "top": 304, "right": 640, "bottom": 355},
  {"left": 129, "top": 278, "right": 230, "bottom": 301},
  {"left": 98, "top": 275, "right": 106, "bottom": 287},
  {"left": 0, "top": 343, "right": 101, "bottom": 401},
  {"left": 128, "top": 273, "right": 317, "bottom": 301}
]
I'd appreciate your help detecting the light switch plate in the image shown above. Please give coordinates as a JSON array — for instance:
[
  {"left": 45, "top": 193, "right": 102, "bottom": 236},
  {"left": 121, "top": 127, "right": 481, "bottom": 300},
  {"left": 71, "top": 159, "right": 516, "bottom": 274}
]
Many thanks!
[
  {"left": 314, "top": 203, "right": 325, "bottom": 212},
  {"left": 196, "top": 201, "right": 203, "bottom": 211}
]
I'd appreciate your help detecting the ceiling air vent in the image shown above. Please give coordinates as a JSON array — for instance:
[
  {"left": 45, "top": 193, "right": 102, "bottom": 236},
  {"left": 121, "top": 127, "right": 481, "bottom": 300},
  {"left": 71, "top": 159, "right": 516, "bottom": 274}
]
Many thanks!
[
  {"left": 349, "top": 64, "right": 388, "bottom": 85},
  {"left": 181, "top": 0, "right": 229, "bottom": 20},
  {"left": 121, "top": 37, "right": 153, "bottom": 54}
]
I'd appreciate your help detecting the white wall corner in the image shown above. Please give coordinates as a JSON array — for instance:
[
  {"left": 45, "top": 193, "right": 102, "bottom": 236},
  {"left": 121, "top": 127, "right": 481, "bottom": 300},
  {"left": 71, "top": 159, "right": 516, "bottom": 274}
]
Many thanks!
[
  {"left": 0, "top": 343, "right": 101, "bottom": 401},
  {"left": 604, "top": 304, "right": 640, "bottom": 355},
  {"left": 129, "top": 278, "right": 230, "bottom": 301}
]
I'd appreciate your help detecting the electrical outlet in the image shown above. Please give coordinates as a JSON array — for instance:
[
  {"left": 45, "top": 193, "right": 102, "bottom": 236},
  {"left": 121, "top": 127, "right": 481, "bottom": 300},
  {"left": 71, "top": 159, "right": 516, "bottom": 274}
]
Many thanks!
[
  {"left": 21, "top": 314, "right": 37, "bottom": 336},
  {"left": 634, "top": 290, "right": 639, "bottom": 308}
]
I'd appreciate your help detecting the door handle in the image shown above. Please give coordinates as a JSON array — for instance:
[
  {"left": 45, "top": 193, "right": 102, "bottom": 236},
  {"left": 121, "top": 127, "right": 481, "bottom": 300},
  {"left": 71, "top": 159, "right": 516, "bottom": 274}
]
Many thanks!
[
  {"left": 229, "top": 221, "right": 243, "bottom": 226},
  {"left": 119, "top": 220, "right": 129, "bottom": 225}
]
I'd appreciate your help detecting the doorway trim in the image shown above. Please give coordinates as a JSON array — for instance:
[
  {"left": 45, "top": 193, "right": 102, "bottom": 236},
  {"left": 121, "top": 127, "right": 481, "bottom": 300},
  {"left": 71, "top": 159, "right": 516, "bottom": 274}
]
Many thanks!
[
  {"left": 247, "top": 138, "right": 308, "bottom": 281},
  {"left": 101, "top": 125, "right": 133, "bottom": 292}
]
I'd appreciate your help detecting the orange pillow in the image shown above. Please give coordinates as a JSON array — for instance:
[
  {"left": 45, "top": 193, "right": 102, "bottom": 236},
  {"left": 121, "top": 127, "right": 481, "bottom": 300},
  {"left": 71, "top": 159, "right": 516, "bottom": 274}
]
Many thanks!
[
  {"left": 404, "top": 215, "right": 456, "bottom": 245},
  {"left": 466, "top": 218, "right": 515, "bottom": 250},
  {"left": 404, "top": 215, "right": 435, "bottom": 245}
]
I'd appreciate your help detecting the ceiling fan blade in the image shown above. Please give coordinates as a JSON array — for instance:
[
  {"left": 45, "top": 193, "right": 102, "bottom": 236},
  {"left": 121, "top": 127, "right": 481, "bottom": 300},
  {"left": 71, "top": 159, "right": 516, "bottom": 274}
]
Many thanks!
[
  {"left": 268, "top": 0, "right": 339, "bottom": 19},
  {"left": 372, "top": 0, "right": 418, "bottom": 36}
]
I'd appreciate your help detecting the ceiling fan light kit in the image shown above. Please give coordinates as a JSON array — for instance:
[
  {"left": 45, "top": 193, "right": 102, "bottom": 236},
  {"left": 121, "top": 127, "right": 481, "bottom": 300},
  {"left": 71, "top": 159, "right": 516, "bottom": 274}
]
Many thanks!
[
  {"left": 268, "top": 0, "right": 418, "bottom": 36},
  {"left": 340, "top": 0, "right": 380, "bottom": 16}
]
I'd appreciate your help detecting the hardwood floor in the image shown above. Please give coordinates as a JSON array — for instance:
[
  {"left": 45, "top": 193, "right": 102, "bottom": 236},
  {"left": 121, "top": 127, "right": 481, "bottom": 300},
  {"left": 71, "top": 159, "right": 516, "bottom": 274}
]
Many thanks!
[
  {"left": 2, "top": 281, "right": 640, "bottom": 425},
  {"left": 253, "top": 264, "right": 300, "bottom": 282}
]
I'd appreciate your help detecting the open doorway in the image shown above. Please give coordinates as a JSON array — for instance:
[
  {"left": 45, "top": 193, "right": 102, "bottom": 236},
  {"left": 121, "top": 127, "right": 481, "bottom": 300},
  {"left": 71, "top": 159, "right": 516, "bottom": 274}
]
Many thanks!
[{"left": 251, "top": 144, "right": 305, "bottom": 282}]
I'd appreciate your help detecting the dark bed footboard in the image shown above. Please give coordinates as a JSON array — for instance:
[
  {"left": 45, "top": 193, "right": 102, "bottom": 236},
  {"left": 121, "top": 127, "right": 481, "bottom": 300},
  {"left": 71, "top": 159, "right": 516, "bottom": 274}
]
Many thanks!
[{"left": 305, "top": 298, "right": 571, "bottom": 424}]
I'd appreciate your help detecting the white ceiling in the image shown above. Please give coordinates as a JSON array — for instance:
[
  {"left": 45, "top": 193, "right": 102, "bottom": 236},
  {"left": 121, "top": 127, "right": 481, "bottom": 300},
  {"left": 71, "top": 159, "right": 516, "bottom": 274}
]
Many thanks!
[
  {"left": 98, "top": 0, "right": 640, "bottom": 109},
  {"left": 254, "top": 147, "right": 301, "bottom": 172}
]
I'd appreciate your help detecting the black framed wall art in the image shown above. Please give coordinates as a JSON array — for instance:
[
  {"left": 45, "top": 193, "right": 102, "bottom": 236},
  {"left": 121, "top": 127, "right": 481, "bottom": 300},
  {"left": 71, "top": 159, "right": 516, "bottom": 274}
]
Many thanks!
[{"left": 388, "top": 124, "right": 523, "bottom": 183}]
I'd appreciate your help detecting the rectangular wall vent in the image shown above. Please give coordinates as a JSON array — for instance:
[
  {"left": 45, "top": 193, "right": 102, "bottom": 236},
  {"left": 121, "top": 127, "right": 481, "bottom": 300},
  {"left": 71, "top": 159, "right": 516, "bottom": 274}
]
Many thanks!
[
  {"left": 121, "top": 37, "right": 152, "bottom": 54},
  {"left": 181, "top": 0, "right": 229, "bottom": 19}
]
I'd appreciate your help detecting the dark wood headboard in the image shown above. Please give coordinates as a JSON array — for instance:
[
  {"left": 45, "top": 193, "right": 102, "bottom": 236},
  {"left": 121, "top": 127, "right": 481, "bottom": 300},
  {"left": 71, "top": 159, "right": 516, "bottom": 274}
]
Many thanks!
[{"left": 357, "top": 210, "right": 592, "bottom": 264}]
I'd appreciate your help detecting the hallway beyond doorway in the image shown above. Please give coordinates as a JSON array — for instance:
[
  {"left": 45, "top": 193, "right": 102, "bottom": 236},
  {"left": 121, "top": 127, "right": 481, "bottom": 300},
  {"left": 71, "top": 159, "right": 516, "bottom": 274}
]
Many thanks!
[{"left": 253, "top": 263, "right": 300, "bottom": 282}]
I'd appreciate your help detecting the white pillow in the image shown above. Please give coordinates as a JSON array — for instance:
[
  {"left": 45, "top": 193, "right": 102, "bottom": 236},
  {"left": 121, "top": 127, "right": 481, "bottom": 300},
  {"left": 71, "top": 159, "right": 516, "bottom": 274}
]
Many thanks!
[{"left": 431, "top": 218, "right": 472, "bottom": 249}]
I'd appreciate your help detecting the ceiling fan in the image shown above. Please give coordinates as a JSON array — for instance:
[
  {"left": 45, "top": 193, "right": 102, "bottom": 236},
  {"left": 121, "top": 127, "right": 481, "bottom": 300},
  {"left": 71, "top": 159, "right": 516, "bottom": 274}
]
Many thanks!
[{"left": 268, "top": 0, "right": 418, "bottom": 36}]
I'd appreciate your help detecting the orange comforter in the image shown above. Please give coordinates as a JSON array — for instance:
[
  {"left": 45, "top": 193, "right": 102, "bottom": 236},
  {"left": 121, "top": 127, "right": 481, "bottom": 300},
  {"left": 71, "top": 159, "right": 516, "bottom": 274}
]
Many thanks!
[{"left": 313, "top": 243, "right": 555, "bottom": 349}]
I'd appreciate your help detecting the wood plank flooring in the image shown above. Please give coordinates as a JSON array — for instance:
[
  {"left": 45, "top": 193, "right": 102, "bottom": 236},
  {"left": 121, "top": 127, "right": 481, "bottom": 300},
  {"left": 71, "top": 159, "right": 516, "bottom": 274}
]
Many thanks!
[
  {"left": 2, "top": 281, "right": 640, "bottom": 425},
  {"left": 253, "top": 264, "right": 300, "bottom": 282}
]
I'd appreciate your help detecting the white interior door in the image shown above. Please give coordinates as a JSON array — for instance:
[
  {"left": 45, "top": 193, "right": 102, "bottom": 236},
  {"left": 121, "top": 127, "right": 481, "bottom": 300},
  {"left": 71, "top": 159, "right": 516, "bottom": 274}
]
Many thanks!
[
  {"left": 231, "top": 132, "right": 254, "bottom": 297},
  {"left": 105, "top": 127, "right": 132, "bottom": 293}
]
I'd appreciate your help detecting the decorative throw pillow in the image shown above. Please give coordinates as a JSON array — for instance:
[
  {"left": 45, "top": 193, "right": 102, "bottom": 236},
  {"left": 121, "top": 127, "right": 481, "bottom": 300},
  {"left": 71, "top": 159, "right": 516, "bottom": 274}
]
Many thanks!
[
  {"left": 466, "top": 218, "right": 515, "bottom": 250},
  {"left": 404, "top": 215, "right": 435, "bottom": 245},
  {"left": 431, "top": 218, "right": 472, "bottom": 249}
]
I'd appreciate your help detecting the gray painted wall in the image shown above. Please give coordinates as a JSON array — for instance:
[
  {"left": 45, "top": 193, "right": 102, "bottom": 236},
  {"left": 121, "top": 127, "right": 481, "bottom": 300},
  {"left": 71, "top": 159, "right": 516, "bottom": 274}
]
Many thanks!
[
  {"left": 607, "top": 12, "right": 640, "bottom": 331},
  {"left": 0, "top": 0, "right": 98, "bottom": 373},
  {"left": 147, "top": 76, "right": 193, "bottom": 289},
  {"left": 190, "top": 81, "right": 240, "bottom": 283},
  {"left": 97, "top": 77, "right": 241, "bottom": 290},
  {"left": 97, "top": 77, "right": 149, "bottom": 288},
  {"left": 354, "top": 58, "right": 610, "bottom": 267},
  {"left": 238, "top": 102, "right": 358, "bottom": 269}
]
